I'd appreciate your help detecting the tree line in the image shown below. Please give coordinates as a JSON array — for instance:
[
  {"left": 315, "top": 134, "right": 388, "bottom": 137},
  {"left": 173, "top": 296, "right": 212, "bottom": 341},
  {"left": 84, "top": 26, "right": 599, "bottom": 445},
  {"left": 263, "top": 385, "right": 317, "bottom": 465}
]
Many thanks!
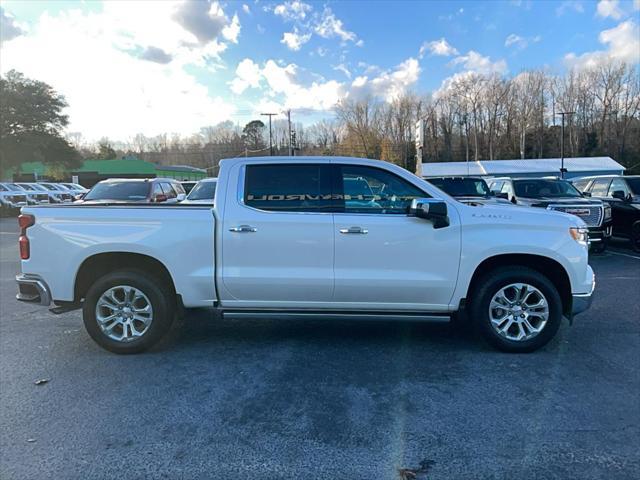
[{"left": 2, "top": 61, "right": 640, "bottom": 179}]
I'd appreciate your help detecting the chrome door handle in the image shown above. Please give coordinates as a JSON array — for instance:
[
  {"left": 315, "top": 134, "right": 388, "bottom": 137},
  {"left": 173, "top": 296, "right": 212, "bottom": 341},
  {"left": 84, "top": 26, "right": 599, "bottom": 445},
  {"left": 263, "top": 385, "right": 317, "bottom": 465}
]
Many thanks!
[
  {"left": 339, "top": 226, "right": 368, "bottom": 234},
  {"left": 229, "top": 225, "right": 257, "bottom": 233}
]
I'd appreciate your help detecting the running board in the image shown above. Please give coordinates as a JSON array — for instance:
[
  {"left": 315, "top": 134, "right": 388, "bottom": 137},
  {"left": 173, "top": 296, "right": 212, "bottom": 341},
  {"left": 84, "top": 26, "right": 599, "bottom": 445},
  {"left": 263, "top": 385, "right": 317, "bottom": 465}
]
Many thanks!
[{"left": 222, "top": 310, "right": 451, "bottom": 323}]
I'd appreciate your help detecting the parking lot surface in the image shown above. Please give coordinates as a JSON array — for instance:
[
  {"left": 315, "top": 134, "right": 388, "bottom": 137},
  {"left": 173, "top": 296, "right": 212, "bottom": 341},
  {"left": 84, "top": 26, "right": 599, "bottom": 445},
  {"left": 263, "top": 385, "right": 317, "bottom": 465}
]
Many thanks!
[{"left": 1, "top": 217, "right": 639, "bottom": 479}]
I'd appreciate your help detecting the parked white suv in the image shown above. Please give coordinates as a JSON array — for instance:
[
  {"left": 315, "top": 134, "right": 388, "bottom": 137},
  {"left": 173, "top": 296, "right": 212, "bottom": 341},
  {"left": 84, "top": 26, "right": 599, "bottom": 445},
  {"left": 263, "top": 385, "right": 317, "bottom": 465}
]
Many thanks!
[{"left": 16, "top": 156, "right": 594, "bottom": 354}]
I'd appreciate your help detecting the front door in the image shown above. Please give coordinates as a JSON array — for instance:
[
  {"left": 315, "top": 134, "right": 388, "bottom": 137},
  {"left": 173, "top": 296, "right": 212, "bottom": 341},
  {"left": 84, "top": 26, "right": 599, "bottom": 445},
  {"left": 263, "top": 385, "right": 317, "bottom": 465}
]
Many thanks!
[
  {"left": 220, "top": 162, "right": 335, "bottom": 307},
  {"left": 332, "top": 164, "right": 461, "bottom": 311}
]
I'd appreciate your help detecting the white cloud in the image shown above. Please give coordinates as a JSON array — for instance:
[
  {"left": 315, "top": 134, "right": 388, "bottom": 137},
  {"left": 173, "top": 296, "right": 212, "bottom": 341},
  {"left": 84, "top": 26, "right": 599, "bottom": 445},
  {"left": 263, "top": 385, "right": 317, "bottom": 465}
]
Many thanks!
[
  {"left": 222, "top": 13, "right": 241, "bottom": 43},
  {"left": 281, "top": 28, "right": 311, "bottom": 51},
  {"left": 350, "top": 58, "right": 421, "bottom": 102},
  {"left": 450, "top": 51, "right": 508, "bottom": 75},
  {"left": 0, "top": 7, "right": 25, "bottom": 43},
  {"left": 0, "top": 5, "right": 236, "bottom": 141},
  {"left": 635, "top": 0, "right": 640, "bottom": 10},
  {"left": 505, "top": 33, "right": 541, "bottom": 49},
  {"left": 505, "top": 34, "right": 525, "bottom": 48},
  {"left": 333, "top": 63, "right": 351, "bottom": 79},
  {"left": 229, "top": 58, "right": 262, "bottom": 94},
  {"left": 229, "top": 56, "right": 421, "bottom": 112},
  {"left": 242, "top": 4, "right": 250, "bottom": 14},
  {"left": 419, "top": 38, "right": 459, "bottom": 58},
  {"left": 596, "top": 0, "right": 623, "bottom": 19},
  {"left": 274, "top": 1, "right": 312, "bottom": 21},
  {"left": 556, "top": 1, "right": 585, "bottom": 16},
  {"left": 564, "top": 19, "right": 640, "bottom": 69},
  {"left": 314, "top": 7, "right": 358, "bottom": 43}
]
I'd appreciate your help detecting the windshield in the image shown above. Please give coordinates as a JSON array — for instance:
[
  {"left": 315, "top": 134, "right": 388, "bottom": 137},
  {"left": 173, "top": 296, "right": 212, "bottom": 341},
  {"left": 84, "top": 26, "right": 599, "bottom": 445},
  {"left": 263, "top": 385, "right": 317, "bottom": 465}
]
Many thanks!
[
  {"left": 187, "top": 181, "right": 216, "bottom": 200},
  {"left": 17, "top": 184, "right": 35, "bottom": 191},
  {"left": 428, "top": 178, "right": 490, "bottom": 197},
  {"left": 41, "top": 184, "right": 58, "bottom": 191},
  {"left": 84, "top": 181, "right": 150, "bottom": 201},
  {"left": 513, "top": 179, "right": 582, "bottom": 198},
  {"left": 626, "top": 178, "right": 640, "bottom": 195}
]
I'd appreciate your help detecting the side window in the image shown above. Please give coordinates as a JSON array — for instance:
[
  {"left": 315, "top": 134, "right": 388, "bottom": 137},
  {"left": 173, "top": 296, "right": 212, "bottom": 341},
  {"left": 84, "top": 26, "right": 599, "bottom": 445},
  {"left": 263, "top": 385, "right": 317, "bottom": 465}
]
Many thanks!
[
  {"left": 0, "top": 184, "right": 7, "bottom": 192},
  {"left": 501, "top": 182, "right": 513, "bottom": 195},
  {"left": 161, "top": 183, "right": 177, "bottom": 198},
  {"left": 151, "top": 183, "right": 163, "bottom": 197},
  {"left": 336, "top": 165, "right": 428, "bottom": 214},
  {"left": 590, "top": 178, "right": 612, "bottom": 197},
  {"left": 572, "top": 179, "right": 590, "bottom": 192},
  {"left": 489, "top": 181, "right": 503, "bottom": 192},
  {"left": 608, "top": 178, "right": 629, "bottom": 197},
  {"left": 244, "top": 164, "right": 332, "bottom": 212},
  {"left": 173, "top": 182, "right": 185, "bottom": 195}
]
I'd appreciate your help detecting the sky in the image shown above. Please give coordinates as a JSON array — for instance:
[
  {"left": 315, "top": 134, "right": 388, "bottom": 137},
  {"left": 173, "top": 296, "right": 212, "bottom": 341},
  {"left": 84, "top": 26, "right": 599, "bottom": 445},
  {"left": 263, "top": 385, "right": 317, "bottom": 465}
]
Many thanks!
[{"left": 1, "top": 0, "right": 639, "bottom": 143}]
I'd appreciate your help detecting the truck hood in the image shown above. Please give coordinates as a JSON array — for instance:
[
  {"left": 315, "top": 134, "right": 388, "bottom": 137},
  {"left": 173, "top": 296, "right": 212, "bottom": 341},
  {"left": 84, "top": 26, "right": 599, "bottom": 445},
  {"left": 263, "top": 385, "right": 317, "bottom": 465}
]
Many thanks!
[
  {"left": 457, "top": 200, "right": 585, "bottom": 228},
  {"left": 454, "top": 195, "right": 512, "bottom": 206}
]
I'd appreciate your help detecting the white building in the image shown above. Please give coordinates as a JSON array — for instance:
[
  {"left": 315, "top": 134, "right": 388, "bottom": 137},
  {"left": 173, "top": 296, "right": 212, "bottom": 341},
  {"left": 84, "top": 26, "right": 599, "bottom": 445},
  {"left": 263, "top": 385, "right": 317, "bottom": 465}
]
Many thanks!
[{"left": 421, "top": 157, "right": 625, "bottom": 179}]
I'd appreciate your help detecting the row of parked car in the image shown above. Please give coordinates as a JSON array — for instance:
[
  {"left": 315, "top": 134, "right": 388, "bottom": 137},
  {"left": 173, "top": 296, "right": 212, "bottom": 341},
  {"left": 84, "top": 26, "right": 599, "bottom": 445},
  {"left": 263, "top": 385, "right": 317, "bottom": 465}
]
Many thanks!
[
  {"left": 0, "top": 181, "right": 89, "bottom": 215},
  {"left": 0, "top": 177, "right": 219, "bottom": 215},
  {"left": 423, "top": 174, "right": 640, "bottom": 253}
]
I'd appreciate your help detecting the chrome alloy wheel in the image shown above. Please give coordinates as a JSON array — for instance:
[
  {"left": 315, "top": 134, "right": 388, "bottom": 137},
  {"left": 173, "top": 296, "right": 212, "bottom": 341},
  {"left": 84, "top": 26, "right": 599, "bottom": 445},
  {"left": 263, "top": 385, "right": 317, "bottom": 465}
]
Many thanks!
[
  {"left": 95, "top": 285, "right": 153, "bottom": 342},
  {"left": 488, "top": 283, "right": 549, "bottom": 342}
]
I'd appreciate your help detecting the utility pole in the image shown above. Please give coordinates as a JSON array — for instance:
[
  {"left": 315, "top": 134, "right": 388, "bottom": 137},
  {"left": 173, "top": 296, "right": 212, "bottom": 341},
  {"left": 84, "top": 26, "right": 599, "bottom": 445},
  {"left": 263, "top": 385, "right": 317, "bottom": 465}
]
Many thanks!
[
  {"left": 286, "top": 110, "right": 293, "bottom": 156},
  {"left": 556, "top": 111, "right": 574, "bottom": 178},
  {"left": 261, "top": 112, "right": 277, "bottom": 156}
]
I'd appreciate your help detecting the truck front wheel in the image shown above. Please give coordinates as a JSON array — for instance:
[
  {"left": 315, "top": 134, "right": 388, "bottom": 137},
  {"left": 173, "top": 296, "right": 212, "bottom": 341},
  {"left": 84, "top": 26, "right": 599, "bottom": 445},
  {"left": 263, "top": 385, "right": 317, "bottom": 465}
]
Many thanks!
[
  {"left": 82, "top": 270, "right": 177, "bottom": 354},
  {"left": 470, "top": 267, "right": 563, "bottom": 353}
]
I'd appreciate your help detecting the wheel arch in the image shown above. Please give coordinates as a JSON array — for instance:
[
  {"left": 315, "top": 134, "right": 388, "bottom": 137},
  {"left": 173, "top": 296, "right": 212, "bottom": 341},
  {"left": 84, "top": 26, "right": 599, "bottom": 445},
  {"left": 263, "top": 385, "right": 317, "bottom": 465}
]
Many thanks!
[
  {"left": 465, "top": 253, "right": 572, "bottom": 318},
  {"left": 74, "top": 252, "right": 177, "bottom": 303}
]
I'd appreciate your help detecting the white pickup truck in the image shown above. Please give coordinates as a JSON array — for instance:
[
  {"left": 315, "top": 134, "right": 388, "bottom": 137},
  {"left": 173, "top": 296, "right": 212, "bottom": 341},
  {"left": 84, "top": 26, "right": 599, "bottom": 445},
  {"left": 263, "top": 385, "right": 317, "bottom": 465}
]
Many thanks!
[{"left": 16, "top": 156, "right": 595, "bottom": 354}]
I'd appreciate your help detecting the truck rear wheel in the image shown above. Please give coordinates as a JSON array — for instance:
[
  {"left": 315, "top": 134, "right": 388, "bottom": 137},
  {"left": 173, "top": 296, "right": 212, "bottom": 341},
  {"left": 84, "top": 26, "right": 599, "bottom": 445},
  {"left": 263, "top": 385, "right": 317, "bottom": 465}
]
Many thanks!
[
  {"left": 82, "top": 270, "right": 177, "bottom": 354},
  {"left": 470, "top": 267, "right": 563, "bottom": 353}
]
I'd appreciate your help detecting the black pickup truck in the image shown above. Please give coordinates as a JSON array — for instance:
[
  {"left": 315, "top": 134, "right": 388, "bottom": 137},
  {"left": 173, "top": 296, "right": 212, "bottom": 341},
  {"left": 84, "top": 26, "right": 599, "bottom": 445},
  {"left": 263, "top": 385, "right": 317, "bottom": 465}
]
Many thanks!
[
  {"left": 425, "top": 176, "right": 511, "bottom": 205},
  {"left": 488, "top": 177, "right": 612, "bottom": 253},
  {"left": 572, "top": 175, "right": 640, "bottom": 252}
]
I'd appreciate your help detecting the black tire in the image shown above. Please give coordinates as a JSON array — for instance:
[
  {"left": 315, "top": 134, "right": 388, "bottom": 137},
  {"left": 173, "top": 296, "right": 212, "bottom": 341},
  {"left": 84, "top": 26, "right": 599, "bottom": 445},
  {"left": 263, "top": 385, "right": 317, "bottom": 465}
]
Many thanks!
[
  {"left": 82, "top": 269, "right": 178, "bottom": 354},
  {"left": 632, "top": 221, "right": 640, "bottom": 253},
  {"left": 469, "top": 267, "right": 563, "bottom": 353}
]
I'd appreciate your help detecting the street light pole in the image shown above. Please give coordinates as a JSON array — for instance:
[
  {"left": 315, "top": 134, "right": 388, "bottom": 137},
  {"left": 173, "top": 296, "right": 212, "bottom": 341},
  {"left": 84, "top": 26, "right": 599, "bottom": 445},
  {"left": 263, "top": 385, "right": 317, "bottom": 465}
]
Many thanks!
[
  {"left": 286, "top": 110, "right": 292, "bottom": 156},
  {"left": 261, "top": 113, "right": 277, "bottom": 156},
  {"left": 556, "top": 111, "right": 574, "bottom": 179}
]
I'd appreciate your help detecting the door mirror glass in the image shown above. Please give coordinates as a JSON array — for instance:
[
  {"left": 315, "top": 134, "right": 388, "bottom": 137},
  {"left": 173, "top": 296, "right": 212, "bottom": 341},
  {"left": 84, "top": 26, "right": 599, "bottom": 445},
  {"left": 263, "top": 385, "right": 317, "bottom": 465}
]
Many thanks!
[
  {"left": 495, "top": 192, "right": 509, "bottom": 199},
  {"left": 582, "top": 191, "right": 591, "bottom": 197},
  {"left": 176, "top": 193, "right": 186, "bottom": 201},
  {"left": 409, "top": 198, "right": 449, "bottom": 228}
]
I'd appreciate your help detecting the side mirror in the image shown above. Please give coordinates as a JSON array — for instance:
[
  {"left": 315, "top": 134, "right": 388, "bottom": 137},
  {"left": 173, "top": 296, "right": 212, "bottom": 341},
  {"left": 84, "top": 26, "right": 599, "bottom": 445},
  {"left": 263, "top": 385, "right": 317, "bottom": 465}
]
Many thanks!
[
  {"left": 582, "top": 191, "right": 591, "bottom": 197},
  {"left": 74, "top": 193, "right": 85, "bottom": 201},
  {"left": 611, "top": 190, "right": 626, "bottom": 201},
  {"left": 177, "top": 193, "right": 186, "bottom": 201},
  {"left": 153, "top": 193, "right": 168, "bottom": 203},
  {"left": 495, "top": 192, "right": 509, "bottom": 200},
  {"left": 409, "top": 198, "right": 450, "bottom": 229}
]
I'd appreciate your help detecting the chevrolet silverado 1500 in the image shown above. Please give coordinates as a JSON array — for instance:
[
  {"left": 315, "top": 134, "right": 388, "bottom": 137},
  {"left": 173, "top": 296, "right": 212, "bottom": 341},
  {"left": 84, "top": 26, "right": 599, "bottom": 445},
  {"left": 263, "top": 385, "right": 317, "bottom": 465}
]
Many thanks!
[{"left": 16, "top": 156, "right": 595, "bottom": 354}]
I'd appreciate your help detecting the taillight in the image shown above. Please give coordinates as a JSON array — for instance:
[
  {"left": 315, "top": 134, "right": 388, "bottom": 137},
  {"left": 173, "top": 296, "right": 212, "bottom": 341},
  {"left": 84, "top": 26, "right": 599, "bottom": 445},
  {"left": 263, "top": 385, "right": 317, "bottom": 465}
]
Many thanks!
[{"left": 18, "top": 214, "right": 35, "bottom": 260}]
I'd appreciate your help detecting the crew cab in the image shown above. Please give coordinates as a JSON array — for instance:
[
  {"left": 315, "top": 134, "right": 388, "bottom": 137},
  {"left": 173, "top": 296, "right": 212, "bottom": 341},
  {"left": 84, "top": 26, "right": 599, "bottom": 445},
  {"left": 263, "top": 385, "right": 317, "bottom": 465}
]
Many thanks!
[
  {"left": 16, "top": 157, "right": 595, "bottom": 354},
  {"left": 488, "top": 177, "right": 612, "bottom": 252}
]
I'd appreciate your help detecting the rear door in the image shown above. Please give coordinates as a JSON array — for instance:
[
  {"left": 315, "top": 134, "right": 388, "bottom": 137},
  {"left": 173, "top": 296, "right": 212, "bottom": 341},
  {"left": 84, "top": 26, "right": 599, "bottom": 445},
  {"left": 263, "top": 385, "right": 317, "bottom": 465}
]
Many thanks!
[
  {"left": 606, "top": 178, "right": 634, "bottom": 236},
  {"left": 332, "top": 163, "right": 461, "bottom": 310},
  {"left": 220, "top": 162, "right": 335, "bottom": 307}
]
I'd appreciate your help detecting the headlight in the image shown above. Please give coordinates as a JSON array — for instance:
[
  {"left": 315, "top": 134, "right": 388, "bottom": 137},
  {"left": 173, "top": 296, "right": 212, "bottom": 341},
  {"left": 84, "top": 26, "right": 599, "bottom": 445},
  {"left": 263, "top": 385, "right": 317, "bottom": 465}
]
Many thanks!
[
  {"left": 603, "top": 205, "right": 612, "bottom": 221},
  {"left": 569, "top": 226, "right": 589, "bottom": 245}
]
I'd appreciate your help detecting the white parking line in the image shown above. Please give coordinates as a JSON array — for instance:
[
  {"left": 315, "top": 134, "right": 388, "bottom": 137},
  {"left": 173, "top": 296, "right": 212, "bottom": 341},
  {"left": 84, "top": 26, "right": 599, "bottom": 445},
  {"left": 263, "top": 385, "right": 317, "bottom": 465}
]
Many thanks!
[{"left": 608, "top": 251, "right": 640, "bottom": 260}]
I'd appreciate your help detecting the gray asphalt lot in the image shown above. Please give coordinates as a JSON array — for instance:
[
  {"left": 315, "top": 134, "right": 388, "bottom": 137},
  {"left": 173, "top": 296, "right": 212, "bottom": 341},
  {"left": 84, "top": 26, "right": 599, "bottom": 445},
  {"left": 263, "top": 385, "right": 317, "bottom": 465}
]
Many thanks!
[{"left": 0, "top": 216, "right": 639, "bottom": 479}]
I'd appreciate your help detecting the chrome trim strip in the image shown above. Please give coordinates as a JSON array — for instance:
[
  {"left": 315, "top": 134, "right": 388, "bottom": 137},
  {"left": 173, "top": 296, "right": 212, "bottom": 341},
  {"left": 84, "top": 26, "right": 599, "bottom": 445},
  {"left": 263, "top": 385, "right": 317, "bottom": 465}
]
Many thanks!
[{"left": 223, "top": 311, "right": 451, "bottom": 322}]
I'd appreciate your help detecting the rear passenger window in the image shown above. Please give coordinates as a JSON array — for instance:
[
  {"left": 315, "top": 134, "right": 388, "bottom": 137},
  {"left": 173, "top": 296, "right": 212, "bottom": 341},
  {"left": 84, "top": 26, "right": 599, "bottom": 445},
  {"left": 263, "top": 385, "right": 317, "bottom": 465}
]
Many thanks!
[{"left": 244, "top": 164, "right": 332, "bottom": 212}]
